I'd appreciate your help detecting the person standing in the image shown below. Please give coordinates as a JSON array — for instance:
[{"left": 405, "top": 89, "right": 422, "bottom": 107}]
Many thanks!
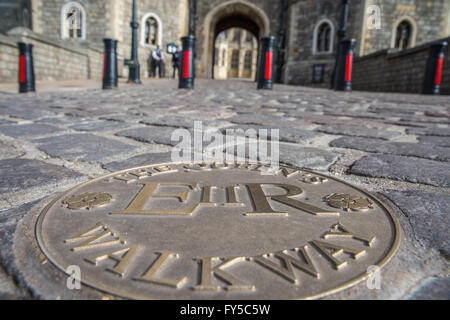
[
  {"left": 152, "top": 45, "right": 164, "bottom": 78},
  {"left": 172, "top": 47, "right": 180, "bottom": 78}
]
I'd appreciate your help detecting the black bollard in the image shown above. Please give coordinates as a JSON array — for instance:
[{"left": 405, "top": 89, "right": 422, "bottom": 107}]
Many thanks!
[
  {"left": 103, "top": 38, "right": 118, "bottom": 90},
  {"left": 257, "top": 36, "right": 275, "bottom": 90},
  {"left": 423, "top": 41, "right": 447, "bottom": 95},
  {"left": 334, "top": 39, "right": 356, "bottom": 91},
  {"left": 18, "top": 42, "right": 35, "bottom": 93},
  {"left": 179, "top": 35, "right": 195, "bottom": 89}
]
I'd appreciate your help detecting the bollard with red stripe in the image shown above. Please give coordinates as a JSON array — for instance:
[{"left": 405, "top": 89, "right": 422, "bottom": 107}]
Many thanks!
[
  {"left": 423, "top": 41, "right": 447, "bottom": 95},
  {"left": 335, "top": 39, "right": 356, "bottom": 91},
  {"left": 102, "top": 38, "right": 118, "bottom": 90},
  {"left": 18, "top": 42, "right": 35, "bottom": 93},
  {"left": 179, "top": 35, "right": 195, "bottom": 89},
  {"left": 257, "top": 36, "right": 275, "bottom": 90}
]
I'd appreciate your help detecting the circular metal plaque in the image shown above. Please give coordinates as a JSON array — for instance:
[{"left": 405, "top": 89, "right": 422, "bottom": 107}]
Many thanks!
[{"left": 36, "top": 162, "right": 400, "bottom": 299}]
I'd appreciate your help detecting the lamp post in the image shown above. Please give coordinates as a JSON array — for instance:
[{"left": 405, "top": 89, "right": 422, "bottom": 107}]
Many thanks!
[
  {"left": 275, "top": 0, "right": 289, "bottom": 84},
  {"left": 331, "top": 0, "right": 350, "bottom": 89},
  {"left": 127, "top": 0, "right": 141, "bottom": 84},
  {"left": 188, "top": 0, "right": 197, "bottom": 36}
]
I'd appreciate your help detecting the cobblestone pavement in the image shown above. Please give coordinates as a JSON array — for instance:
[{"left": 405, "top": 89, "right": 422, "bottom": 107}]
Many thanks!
[{"left": 0, "top": 79, "right": 448, "bottom": 299}]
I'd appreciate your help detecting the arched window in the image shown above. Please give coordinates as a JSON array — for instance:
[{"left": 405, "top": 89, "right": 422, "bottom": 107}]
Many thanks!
[
  {"left": 313, "top": 19, "right": 334, "bottom": 54},
  {"left": 145, "top": 17, "right": 158, "bottom": 45},
  {"left": 141, "top": 13, "right": 163, "bottom": 47},
  {"left": 392, "top": 17, "right": 417, "bottom": 50},
  {"left": 244, "top": 51, "right": 252, "bottom": 70},
  {"left": 395, "top": 21, "right": 412, "bottom": 50},
  {"left": 22, "top": 8, "right": 31, "bottom": 29},
  {"left": 231, "top": 50, "right": 239, "bottom": 69},
  {"left": 61, "top": 2, "right": 86, "bottom": 39}
]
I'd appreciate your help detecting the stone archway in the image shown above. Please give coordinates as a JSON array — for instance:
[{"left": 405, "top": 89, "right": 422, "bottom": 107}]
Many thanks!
[{"left": 200, "top": 0, "right": 270, "bottom": 79}]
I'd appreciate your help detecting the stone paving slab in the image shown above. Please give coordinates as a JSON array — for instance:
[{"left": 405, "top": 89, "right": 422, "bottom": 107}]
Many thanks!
[
  {"left": 221, "top": 125, "right": 322, "bottom": 144},
  {"left": 349, "top": 154, "right": 450, "bottom": 187},
  {"left": 278, "top": 144, "right": 338, "bottom": 170},
  {"left": 383, "top": 190, "right": 450, "bottom": 258},
  {"left": 331, "top": 136, "right": 450, "bottom": 161},
  {"left": 407, "top": 278, "right": 450, "bottom": 300},
  {"left": 0, "top": 159, "right": 81, "bottom": 194},
  {"left": 406, "top": 127, "right": 450, "bottom": 136},
  {"left": 116, "top": 126, "right": 188, "bottom": 146},
  {"left": 32, "top": 133, "right": 137, "bottom": 162},
  {"left": 417, "top": 136, "right": 450, "bottom": 148},
  {"left": 68, "top": 121, "right": 129, "bottom": 132},
  {"left": 103, "top": 152, "right": 174, "bottom": 172},
  {"left": 224, "top": 141, "right": 338, "bottom": 170},
  {"left": 0, "top": 123, "right": 63, "bottom": 137},
  {"left": 316, "top": 124, "right": 402, "bottom": 140},
  {"left": 140, "top": 116, "right": 199, "bottom": 129}
]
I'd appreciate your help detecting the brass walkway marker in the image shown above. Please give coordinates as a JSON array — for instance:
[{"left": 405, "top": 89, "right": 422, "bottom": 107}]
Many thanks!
[{"left": 35, "top": 162, "right": 400, "bottom": 299}]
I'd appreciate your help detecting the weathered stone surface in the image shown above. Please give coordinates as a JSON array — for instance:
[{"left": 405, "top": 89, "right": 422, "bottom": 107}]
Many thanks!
[
  {"left": 225, "top": 114, "right": 291, "bottom": 126},
  {"left": 316, "top": 124, "right": 401, "bottom": 140},
  {"left": 99, "top": 114, "right": 144, "bottom": 123},
  {"left": 279, "top": 144, "right": 338, "bottom": 170},
  {"left": 330, "top": 136, "right": 450, "bottom": 161},
  {"left": 407, "top": 278, "right": 450, "bottom": 300},
  {"left": 221, "top": 125, "right": 322, "bottom": 144},
  {"left": 383, "top": 190, "right": 450, "bottom": 257},
  {"left": 0, "top": 119, "right": 15, "bottom": 125},
  {"left": 69, "top": 121, "right": 128, "bottom": 132},
  {"left": 417, "top": 136, "right": 450, "bottom": 148},
  {"left": 140, "top": 117, "right": 197, "bottom": 129},
  {"left": 0, "top": 142, "right": 23, "bottom": 160},
  {"left": 407, "top": 127, "right": 450, "bottom": 136},
  {"left": 223, "top": 141, "right": 338, "bottom": 170},
  {"left": 0, "top": 124, "right": 63, "bottom": 137},
  {"left": 0, "top": 107, "right": 51, "bottom": 120},
  {"left": 0, "top": 199, "right": 43, "bottom": 299},
  {"left": 116, "top": 126, "right": 184, "bottom": 146},
  {"left": 349, "top": 154, "right": 450, "bottom": 187},
  {"left": 0, "top": 159, "right": 81, "bottom": 194},
  {"left": 323, "top": 111, "right": 386, "bottom": 120},
  {"left": 33, "top": 134, "right": 137, "bottom": 162},
  {"left": 400, "top": 115, "right": 450, "bottom": 124},
  {"left": 103, "top": 152, "right": 173, "bottom": 172}
]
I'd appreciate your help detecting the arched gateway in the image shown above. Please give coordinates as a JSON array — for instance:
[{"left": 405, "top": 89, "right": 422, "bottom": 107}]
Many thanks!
[{"left": 197, "top": 0, "right": 271, "bottom": 79}]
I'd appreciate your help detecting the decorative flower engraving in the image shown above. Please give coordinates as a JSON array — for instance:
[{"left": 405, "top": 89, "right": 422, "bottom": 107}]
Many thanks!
[
  {"left": 324, "top": 193, "right": 374, "bottom": 212},
  {"left": 63, "top": 192, "right": 112, "bottom": 210},
  {"left": 299, "top": 173, "right": 328, "bottom": 184}
]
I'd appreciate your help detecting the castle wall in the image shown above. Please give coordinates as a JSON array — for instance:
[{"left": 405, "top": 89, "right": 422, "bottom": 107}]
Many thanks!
[
  {"left": 0, "top": 27, "right": 103, "bottom": 83},
  {"left": 353, "top": 37, "right": 450, "bottom": 95}
]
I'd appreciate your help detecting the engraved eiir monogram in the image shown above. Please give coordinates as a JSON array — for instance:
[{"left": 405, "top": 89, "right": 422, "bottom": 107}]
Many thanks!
[{"left": 112, "top": 182, "right": 337, "bottom": 217}]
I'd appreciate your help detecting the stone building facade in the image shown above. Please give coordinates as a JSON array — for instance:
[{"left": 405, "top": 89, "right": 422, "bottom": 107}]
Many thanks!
[
  {"left": 0, "top": 0, "right": 188, "bottom": 82},
  {"left": 0, "top": 0, "right": 449, "bottom": 93}
]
